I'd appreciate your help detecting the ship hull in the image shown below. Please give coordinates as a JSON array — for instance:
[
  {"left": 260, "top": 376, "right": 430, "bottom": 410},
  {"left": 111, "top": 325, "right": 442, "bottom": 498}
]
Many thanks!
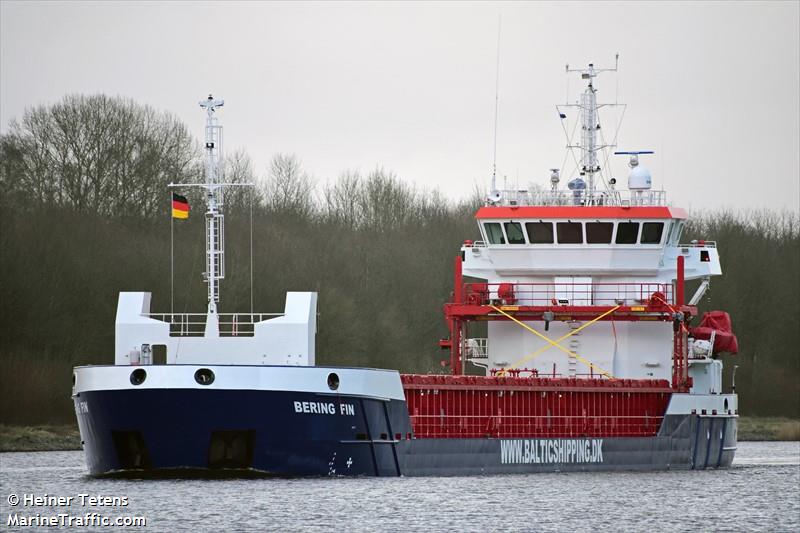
[
  {"left": 398, "top": 415, "right": 737, "bottom": 475},
  {"left": 73, "top": 365, "right": 737, "bottom": 477},
  {"left": 75, "top": 388, "right": 410, "bottom": 477}
]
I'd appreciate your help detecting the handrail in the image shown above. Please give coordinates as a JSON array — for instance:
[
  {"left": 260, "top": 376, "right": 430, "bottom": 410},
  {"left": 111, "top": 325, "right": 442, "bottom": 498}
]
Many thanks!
[
  {"left": 142, "top": 312, "right": 285, "bottom": 337},
  {"left": 145, "top": 312, "right": 284, "bottom": 322},
  {"left": 679, "top": 241, "right": 717, "bottom": 248},
  {"left": 459, "top": 282, "right": 674, "bottom": 307},
  {"left": 488, "top": 370, "right": 613, "bottom": 378},
  {"left": 408, "top": 414, "right": 665, "bottom": 438},
  {"left": 491, "top": 188, "right": 668, "bottom": 207}
]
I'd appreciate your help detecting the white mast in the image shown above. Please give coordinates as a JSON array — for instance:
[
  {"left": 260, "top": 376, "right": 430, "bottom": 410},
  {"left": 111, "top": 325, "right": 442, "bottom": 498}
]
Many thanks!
[
  {"left": 563, "top": 56, "right": 619, "bottom": 204},
  {"left": 199, "top": 95, "right": 225, "bottom": 336},
  {"left": 169, "top": 95, "right": 253, "bottom": 337}
]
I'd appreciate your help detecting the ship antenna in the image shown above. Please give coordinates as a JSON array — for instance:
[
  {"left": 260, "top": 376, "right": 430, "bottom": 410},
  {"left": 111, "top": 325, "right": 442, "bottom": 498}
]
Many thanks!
[
  {"left": 564, "top": 56, "right": 620, "bottom": 204},
  {"left": 490, "top": 15, "right": 501, "bottom": 200}
]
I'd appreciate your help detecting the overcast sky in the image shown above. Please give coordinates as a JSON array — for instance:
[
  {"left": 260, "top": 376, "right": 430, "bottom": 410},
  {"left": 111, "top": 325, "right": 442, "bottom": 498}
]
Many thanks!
[{"left": 2, "top": 1, "right": 798, "bottom": 211}]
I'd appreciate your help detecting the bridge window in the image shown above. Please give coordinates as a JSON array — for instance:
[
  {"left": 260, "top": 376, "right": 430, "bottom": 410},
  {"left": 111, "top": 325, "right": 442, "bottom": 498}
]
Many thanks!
[
  {"left": 615, "top": 222, "right": 639, "bottom": 244},
  {"left": 586, "top": 222, "right": 614, "bottom": 244},
  {"left": 641, "top": 222, "right": 665, "bottom": 244},
  {"left": 667, "top": 220, "right": 684, "bottom": 245},
  {"left": 484, "top": 223, "right": 505, "bottom": 244},
  {"left": 525, "top": 222, "right": 554, "bottom": 244},
  {"left": 504, "top": 222, "right": 526, "bottom": 244},
  {"left": 556, "top": 222, "right": 583, "bottom": 244}
]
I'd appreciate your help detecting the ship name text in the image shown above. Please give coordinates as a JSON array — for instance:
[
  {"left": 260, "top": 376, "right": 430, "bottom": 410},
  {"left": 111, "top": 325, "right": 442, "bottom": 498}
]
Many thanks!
[{"left": 294, "top": 401, "right": 355, "bottom": 416}]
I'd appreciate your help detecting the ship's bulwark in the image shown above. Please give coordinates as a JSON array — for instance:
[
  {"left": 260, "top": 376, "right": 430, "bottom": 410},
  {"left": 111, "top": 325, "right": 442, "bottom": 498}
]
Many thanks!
[{"left": 74, "top": 387, "right": 735, "bottom": 477}]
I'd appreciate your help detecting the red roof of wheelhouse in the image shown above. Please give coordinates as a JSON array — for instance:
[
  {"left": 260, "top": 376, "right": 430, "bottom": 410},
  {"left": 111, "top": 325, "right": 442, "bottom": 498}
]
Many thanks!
[{"left": 475, "top": 206, "right": 688, "bottom": 220}]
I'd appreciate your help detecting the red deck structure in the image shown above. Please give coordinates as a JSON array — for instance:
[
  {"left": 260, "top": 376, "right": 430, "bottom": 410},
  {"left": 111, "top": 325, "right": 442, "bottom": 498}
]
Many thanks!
[
  {"left": 402, "top": 375, "right": 672, "bottom": 439},
  {"left": 436, "top": 253, "right": 696, "bottom": 390},
  {"left": 400, "top": 255, "right": 696, "bottom": 440}
]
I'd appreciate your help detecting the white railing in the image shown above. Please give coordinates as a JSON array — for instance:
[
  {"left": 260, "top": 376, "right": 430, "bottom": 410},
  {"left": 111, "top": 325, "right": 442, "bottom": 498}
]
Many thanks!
[
  {"left": 679, "top": 241, "right": 717, "bottom": 248},
  {"left": 493, "top": 189, "right": 668, "bottom": 207},
  {"left": 144, "top": 312, "right": 284, "bottom": 337},
  {"left": 465, "top": 337, "right": 489, "bottom": 370},
  {"left": 464, "top": 337, "right": 489, "bottom": 359}
]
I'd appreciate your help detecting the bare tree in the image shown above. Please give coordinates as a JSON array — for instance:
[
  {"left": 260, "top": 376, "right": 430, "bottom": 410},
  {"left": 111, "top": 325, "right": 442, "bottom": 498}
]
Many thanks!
[
  {"left": 260, "top": 154, "right": 315, "bottom": 217},
  {"left": 219, "top": 148, "right": 257, "bottom": 212},
  {"left": 358, "top": 168, "right": 417, "bottom": 230},
  {"left": 0, "top": 94, "right": 198, "bottom": 217},
  {"left": 323, "top": 170, "right": 362, "bottom": 228}
]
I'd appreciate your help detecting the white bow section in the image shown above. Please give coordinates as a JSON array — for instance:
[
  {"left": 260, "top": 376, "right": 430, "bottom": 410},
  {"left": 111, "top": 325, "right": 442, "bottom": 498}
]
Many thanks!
[{"left": 114, "top": 292, "right": 317, "bottom": 366}]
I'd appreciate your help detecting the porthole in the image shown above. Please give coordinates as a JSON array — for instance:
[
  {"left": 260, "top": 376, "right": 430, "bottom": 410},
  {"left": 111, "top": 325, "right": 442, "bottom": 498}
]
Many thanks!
[
  {"left": 327, "top": 372, "right": 340, "bottom": 391},
  {"left": 194, "top": 368, "right": 215, "bottom": 385},
  {"left": 130, "top": 368, "right": 147, "bottom": 386}
]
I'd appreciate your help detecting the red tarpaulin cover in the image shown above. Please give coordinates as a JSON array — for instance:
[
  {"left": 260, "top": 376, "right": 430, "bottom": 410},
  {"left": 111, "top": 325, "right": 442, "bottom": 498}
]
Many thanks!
[{"left": 690, "top": 311, "right": 739, "bottom": 354}]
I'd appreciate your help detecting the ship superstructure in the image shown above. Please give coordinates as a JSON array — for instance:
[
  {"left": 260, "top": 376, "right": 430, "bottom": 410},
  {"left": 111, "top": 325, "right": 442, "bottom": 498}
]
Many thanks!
[
  {"left": 397, "top": 61, "right": 739, "bottom": 471},
  {"left": 442, "top": 60, "right": 720, "bottom": 390}
]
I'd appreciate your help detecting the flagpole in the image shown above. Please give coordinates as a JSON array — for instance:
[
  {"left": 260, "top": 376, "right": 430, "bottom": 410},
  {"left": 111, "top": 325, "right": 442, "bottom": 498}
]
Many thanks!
[
  {"left": 250, "top": 186, "right": 254, "bottom": 316},
  {"left": 171, "top": 192, "right": 174, "bottom": 316}
]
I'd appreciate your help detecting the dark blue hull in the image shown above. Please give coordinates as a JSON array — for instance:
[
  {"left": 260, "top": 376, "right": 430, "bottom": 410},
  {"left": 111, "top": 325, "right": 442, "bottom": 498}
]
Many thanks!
[
  {"left": 74, "top": 388, "right": 736, "bottom": 477},
  {"left": 75, "top": 388, "right": 411, "bottom": 476}
]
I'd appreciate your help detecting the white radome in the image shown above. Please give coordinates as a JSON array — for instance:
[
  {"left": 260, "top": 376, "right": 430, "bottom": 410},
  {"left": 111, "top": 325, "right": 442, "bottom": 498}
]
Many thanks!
[{"left": 628, "top": 164, "right": 652, "bottom": 190}]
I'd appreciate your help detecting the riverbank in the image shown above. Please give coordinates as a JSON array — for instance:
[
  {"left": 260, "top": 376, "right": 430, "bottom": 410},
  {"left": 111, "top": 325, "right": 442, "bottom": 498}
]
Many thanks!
[
  {"left": 2, "top": 417, "right": 798, "bottom": 453},
  {"left": 738, "top": 417, "right": 800, "bottom": 441},
  {"left": 0, "top": 424, "right": 81, "bottom": 452}
]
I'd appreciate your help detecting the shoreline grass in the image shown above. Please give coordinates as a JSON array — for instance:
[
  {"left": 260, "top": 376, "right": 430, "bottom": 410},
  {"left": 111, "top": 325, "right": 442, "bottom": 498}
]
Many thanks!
[
  {"left": 737, "top": 417, "right": 800, "bottom": 442},
  {"left": 0, "top": 424, "right": 81, "bottom": 452},
  {"left": 1, "top": 417, "right": 798, "bottom": 453}
]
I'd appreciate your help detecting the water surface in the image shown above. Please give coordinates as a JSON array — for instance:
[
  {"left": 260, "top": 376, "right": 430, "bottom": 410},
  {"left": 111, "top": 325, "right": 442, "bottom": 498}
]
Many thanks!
[{"left": 1, "top": 441, "right": 798, "bottom": 532}]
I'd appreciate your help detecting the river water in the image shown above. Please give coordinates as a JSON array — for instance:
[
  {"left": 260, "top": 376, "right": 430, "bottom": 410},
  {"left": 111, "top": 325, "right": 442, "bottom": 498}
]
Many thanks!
[{"left": 1, "top": 441, "right": 798, "bottom": 532}]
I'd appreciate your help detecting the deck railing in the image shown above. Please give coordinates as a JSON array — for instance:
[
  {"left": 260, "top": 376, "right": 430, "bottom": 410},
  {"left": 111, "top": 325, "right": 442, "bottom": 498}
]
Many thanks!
[
  {"left": 460, "top": 282, "right": 674, "bottom": 307},
  {"left": 680, "top": 241, "right": 717, "bottom": 248},
  {"left": 493, "top": 188, "right": 668, "bottom": 207},
  {"left": 144, "top": 312, "right": 284, "bottom": 337},
  {"left": 408, "top": 414, "right": 664, "bottom": 438}
]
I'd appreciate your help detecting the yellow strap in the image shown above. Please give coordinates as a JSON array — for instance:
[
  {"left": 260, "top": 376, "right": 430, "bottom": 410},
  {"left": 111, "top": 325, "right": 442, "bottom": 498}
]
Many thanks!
[
  {"left": 490, "top": 304, "right": 617, "bottom": 379},
  {"left": 501, "top": 305, "right": 621, "bottom": 372}
]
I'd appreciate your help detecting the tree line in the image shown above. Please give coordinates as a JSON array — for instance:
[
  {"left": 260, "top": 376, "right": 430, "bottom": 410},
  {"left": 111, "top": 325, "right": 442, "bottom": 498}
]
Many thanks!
[{"left": 0, "top": 94, "right": 797, "bottom": 423}]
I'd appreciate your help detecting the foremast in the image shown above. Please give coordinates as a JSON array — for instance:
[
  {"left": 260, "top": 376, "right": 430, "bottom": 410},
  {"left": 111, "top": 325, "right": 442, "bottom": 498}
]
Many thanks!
[{"left": 170, "top": 95, "right": 249, "bottom": 337}]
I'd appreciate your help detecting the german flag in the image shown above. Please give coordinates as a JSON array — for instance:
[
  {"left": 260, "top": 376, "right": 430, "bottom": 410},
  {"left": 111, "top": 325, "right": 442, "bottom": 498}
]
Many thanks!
[{"left": 172, "top": 192, "right": 189, "bottom": 219}]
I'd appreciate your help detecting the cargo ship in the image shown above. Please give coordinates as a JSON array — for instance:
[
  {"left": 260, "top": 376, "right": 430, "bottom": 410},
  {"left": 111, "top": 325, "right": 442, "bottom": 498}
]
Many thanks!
[{"left": 73, "top": 64, "right": 739, "bottom": 476}]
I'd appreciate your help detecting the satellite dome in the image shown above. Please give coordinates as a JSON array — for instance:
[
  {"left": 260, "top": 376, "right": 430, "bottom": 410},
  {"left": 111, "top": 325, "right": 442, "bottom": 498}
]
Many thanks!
[
  {"left": 567, "top": 177, "right": 586, "bottom": 191},
  {"left": 628, "top": 165, "right": 652, "bottom": 190}
]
